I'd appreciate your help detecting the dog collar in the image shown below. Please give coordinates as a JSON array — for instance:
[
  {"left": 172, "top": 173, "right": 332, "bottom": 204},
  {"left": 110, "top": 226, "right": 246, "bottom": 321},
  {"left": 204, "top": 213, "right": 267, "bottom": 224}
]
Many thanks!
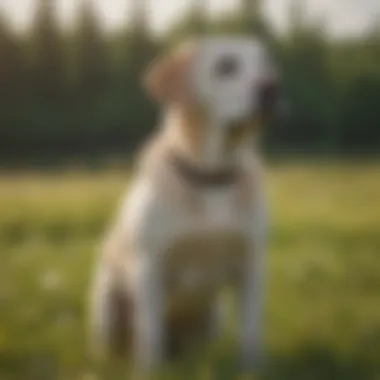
[{"left": 168, "top": 152, "right": 241, "bottom": 188}]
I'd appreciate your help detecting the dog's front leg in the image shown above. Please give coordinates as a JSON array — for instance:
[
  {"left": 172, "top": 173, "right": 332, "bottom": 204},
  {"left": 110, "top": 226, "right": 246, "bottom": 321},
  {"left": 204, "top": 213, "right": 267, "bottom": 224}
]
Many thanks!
[
  {"left": 135, "top": 253, "right": 165, "bottom": 372},
  {"left": 239, "top": 230, "right": 267, "bottom": 373}
]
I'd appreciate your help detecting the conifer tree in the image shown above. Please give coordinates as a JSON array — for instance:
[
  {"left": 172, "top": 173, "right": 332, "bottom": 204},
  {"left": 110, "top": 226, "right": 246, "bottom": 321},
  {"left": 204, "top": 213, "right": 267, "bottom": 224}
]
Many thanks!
[
  {"left": 0, "top": 10, "right": 24, "bottom": 101},
  {"left": 188, "top": 0, "right": 207, "bottom": 35},
  {"left": 123, "top": 0, "right": 158, "bottom": 143},
  {"left": 241, "top": 0, "right": 265, "bottom": 35},
  {"left": 75, "top": 0, "right": 109, "bottom": 95},
  {"left": 126, "top": 0, "right": 157, "bottom": 74},
  {"left": 30, "top": 0, "right": 65, "bottom": 99}
]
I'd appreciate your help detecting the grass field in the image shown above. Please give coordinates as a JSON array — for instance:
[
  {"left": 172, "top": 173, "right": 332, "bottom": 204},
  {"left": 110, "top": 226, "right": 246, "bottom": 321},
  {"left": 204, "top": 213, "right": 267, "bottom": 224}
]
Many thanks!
[{"left": 0, "top": 163, "right": 379, "bottom": 379}]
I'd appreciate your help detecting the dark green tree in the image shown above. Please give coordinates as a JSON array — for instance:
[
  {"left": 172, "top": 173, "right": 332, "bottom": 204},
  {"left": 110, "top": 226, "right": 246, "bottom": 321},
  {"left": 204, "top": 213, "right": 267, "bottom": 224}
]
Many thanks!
[
  {"left": 165, "top": 0, "right": 208, "bottom": 46},
  {"left": 241, "top": 0, "right": 262, "bottom": 33},
  {"left": 340, "top": 75, "right": 380, "bottom": 154},
  {"left": 120, "top": 0, "right": 159, "bottom": 144},
  {"left": 339, "top": 20, "right": 380, "bottom": 154},
  {"left": 30, "top": 0, "right": 66, "bottom": 99},
  {"left": 288, "top": 0, "right": 306, "bottom": 42},
  {"left": 74, "top": 0, "right": 109, "bottom": 95},
  {"left": 239, "top": 0, "right": 277, "bottom": 56},
  {"left": 275, "top": 0, "right": 338, "bottom": 152},
  {"left": 125, "top": 0, "right": 158, "bottom": 72},
  {"left": 0, "top": 10, "right": 26, "bottom": 160},
  {"left": 188, "top": 0, "right": 208, "bottom": 35},
  {"left": 0, "top": 11, "right": 24, "bottom": 101}
]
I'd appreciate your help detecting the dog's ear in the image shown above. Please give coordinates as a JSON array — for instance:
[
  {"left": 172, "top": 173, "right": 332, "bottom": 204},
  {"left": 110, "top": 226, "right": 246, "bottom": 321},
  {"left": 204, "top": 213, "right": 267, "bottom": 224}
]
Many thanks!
[{"left": 143, "top": 41, "right": 196, "bottom": 104}]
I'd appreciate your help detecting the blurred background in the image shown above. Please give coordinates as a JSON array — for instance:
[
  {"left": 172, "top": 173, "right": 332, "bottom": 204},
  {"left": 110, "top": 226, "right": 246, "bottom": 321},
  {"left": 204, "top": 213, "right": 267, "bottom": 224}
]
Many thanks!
[
  {"left": 0, "top": 0, "right": 379, "bottom": 379},
  {"left": 1, "top": 0, "right": 380, "bottom": 164}
]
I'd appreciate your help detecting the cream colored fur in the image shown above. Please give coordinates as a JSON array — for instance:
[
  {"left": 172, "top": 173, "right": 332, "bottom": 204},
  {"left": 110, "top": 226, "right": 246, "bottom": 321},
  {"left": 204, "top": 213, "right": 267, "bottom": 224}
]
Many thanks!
[{"left": 89, "top": 37, "right": 274, "bottom": 374}]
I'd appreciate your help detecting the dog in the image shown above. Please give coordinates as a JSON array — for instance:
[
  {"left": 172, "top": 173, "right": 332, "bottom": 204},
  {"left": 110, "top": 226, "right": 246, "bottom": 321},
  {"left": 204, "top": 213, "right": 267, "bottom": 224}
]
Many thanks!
[{"left": 89, "top": 36, "right": 280, "bottom": 373}]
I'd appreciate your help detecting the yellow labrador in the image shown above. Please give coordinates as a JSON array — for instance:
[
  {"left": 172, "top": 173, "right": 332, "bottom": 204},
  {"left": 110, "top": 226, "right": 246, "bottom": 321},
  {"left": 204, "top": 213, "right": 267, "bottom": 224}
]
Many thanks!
[{"left": 90, "top": 36, "right": 280, "bottom": 373}]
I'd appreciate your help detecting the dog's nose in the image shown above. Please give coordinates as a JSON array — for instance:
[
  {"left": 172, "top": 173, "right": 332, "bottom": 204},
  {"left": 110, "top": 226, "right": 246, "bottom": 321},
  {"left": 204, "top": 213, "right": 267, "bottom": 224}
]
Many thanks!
[{"left": 258, "top": 80, "right": 279, "bottom": 114}]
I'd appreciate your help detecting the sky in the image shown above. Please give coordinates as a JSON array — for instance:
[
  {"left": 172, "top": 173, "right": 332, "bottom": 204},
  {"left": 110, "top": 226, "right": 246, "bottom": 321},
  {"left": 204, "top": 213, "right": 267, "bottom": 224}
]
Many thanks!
[{"left": 1, "top": 0, "right": 379, "bottom": 38}]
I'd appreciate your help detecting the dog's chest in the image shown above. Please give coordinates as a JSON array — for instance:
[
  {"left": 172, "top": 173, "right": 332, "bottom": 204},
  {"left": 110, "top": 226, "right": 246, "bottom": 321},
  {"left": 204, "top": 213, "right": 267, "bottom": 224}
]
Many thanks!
[
  {"left": 164, "top": 230, "right": 247, "bottom": 286},
  {"left": 163, "top": 188, "right": 250, "bottom": 297},
  {"left": 190, "top": 186, "right": 248, "bottom": 229},
  {"left": 201, "top": 190, "right": 238, "bottom": 224}
]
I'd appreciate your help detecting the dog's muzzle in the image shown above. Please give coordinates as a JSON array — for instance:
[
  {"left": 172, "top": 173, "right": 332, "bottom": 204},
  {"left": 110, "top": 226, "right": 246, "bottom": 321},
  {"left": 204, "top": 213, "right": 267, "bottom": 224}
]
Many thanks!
[
  {"left": 225, "top": 80, "right": 280, "bottom": 130},
  {"left": 257, "top": 79, "right": 280, "bottom": 120}
]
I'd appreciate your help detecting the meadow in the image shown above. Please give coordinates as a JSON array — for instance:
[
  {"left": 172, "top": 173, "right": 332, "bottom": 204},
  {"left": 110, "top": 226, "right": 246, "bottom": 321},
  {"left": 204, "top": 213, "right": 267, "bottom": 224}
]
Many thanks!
[{"left": 0, "top": 163, "right": 379, "bottom": 379}]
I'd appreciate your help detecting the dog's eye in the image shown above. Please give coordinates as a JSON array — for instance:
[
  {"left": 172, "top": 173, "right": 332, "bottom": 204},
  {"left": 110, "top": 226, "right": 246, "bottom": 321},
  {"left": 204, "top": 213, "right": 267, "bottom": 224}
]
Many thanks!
[{"left": 214, "top": 56, "right": 239, "bottom": 79}]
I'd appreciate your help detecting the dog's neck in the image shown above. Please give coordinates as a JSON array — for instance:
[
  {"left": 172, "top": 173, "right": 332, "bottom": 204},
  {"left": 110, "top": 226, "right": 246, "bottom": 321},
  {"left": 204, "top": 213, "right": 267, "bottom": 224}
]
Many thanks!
[{"left": 162, "top": 106, "right": 254, "bottom": 171}]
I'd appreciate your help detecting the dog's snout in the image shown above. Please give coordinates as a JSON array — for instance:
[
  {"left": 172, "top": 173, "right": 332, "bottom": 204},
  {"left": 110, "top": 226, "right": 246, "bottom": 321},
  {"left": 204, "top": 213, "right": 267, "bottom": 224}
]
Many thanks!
[
  {"left": 258, "top": 80, "right": 279, "bottom": 111},
  {"left": 259, "top": 81, "right": 279, "bottom": 108}
]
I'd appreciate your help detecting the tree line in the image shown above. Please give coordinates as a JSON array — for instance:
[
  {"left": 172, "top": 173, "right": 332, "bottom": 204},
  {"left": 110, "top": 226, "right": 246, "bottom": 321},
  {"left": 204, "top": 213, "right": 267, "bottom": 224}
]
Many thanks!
[{"left": 1, "top": 0, "right": 380, "bottom": 165}]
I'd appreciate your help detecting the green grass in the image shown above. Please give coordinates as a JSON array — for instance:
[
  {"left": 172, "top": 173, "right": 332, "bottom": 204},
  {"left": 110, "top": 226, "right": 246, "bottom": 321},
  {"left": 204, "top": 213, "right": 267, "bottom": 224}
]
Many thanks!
[{"left": 0, "top": 164, "right": 380, "bottom": 379}]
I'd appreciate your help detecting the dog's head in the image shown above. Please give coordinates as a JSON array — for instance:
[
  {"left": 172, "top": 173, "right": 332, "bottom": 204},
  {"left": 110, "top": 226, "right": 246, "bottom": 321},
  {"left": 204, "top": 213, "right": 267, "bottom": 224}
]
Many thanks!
[{"left": 144, "top": 37, "right": 280, "bottom": 128}]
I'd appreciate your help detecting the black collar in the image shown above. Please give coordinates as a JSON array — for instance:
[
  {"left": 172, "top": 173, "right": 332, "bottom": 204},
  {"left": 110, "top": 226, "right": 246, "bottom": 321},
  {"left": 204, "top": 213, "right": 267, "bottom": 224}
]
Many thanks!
[{"left": 168, "top": 151, "right": 240, "bottom": 188}]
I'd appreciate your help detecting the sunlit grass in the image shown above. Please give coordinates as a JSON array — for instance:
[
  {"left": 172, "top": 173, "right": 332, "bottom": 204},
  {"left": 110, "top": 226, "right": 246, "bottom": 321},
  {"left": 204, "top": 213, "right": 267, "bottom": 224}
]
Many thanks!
[{"left": 0, "top": 164, "right": 379, "bottom": 379}]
